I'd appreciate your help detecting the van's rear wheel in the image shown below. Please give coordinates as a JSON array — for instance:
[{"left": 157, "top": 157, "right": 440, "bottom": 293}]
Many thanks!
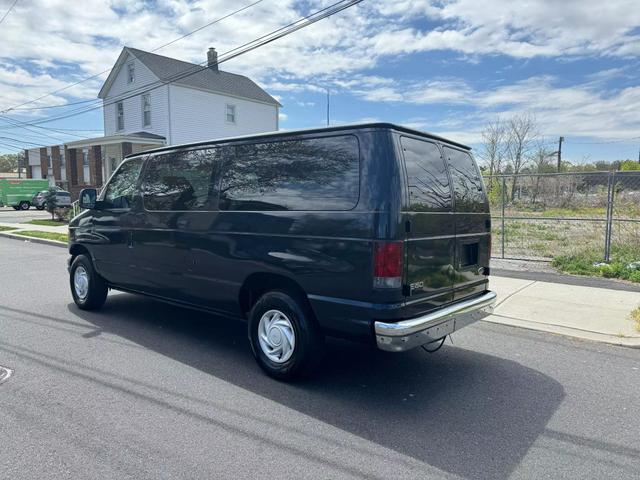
[
  {"left": 248, "top": 291, "right": 324, "bottom": 381},
  {"left": 70, "top": 254, "right": 108, "bottom": 310}
]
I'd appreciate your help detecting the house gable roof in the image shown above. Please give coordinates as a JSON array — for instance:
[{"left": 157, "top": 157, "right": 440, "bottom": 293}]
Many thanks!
[{"left": 98, "top": 47, "right": 280, "bottom": 107}]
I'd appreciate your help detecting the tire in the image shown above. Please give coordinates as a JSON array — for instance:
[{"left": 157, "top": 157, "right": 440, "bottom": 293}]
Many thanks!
[
  {"left": 19, "top": 201, "right": 30, "bottom": 210},
  {"left": 248, "top": 291, "right": 324, "bottom": 381},
  {"left": 12, "top": 206, "right": 19, "bottom": 210},
  {"left": 69, "top": 254, "right": 108, "bottom": 311},
  {"left": 35, "top": 205, "right": 44, "bottom": 210}
]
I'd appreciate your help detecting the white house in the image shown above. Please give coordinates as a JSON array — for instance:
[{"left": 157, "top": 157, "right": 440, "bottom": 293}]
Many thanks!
[{"left": 25, "top": 46, "right": 280, "bottom": 197}]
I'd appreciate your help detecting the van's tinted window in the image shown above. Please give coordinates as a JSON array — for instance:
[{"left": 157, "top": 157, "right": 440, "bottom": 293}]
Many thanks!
[
  {"left": 444, "top": 147, "right": 486, "bottom": 212},
  {"left": 102, "top": 158, "right": 143, "bottom": 209},
  {"left": 401, "top": 136, "right": 451, "bottom": 212},
  {"left": 142, "top": 149, "right": 220, "bottom": 211},
  {"left": 219, "top": 136, "right": 359, "bottom": 211}
]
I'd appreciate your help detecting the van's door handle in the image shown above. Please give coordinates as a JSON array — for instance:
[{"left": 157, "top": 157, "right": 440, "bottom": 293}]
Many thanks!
[{"left": 177, "top": 218, "right": 189, "bottom": 229}]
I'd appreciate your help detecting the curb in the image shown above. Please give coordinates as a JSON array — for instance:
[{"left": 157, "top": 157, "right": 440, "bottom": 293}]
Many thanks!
[
  {"left": 482, "top": 315, "right": 640, "bottom": 349},
  {"left": 0, "top": 231, "right": 67, "bottom": 249},
  {"left": 492, "top": 268, "right": 640, "bottom": 293}
]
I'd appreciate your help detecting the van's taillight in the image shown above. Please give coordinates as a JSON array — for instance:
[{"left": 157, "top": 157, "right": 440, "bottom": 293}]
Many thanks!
[{"left": 373, "top": 241, "right": 403, "bottom": 289}]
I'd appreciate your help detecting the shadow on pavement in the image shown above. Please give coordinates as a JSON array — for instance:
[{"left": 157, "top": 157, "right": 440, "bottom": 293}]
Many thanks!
[{"left": 71, "top": 293, "right": 565, "bottom": 480}]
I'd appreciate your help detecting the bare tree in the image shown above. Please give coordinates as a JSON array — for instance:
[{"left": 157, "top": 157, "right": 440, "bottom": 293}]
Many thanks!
[
  {"left": 479, "top": 118, "right": 506, "bottom": 188},
  {"left": 530, "top": 140, "right": 554, "bottom": 205},
  {"left": 531, "top": 141, "right": 554, "bottom": 174},
  {"left": 505, "top": 114, "right": 539, "bottom": 201}
]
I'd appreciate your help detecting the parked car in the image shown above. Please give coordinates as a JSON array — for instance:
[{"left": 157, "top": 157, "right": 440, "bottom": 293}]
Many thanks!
[
  {"left": 0, "top": 178, "right": 49, "bottom": 210},
  {"left": 32, "top": 189, "right": 72, "bottom": 210},
  {"left": 68, "top": 123, "right": 496, "bottom": 380}
]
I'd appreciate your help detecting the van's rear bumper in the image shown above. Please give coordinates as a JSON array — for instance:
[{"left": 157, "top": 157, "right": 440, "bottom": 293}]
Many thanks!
[{"left": 374, "top": 290, "right": 497, "bottom": 352}]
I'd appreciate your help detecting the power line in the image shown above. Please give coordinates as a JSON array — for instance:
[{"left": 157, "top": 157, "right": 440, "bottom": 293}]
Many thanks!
[
  {"left": 0, "top": 115, "right": 78, "bottom": 142},
  {"left": 0, "top": 136, "right": 43, "bottom": 147},
  {"left": 0, "top": 139, "right": 26, "bottom": 150},
  {"left": 0, "top": 0, "right": 363, "bottom": 132},
  {"left": 7, "top": 98, "right": 98, "bottom": 111},
  {"left": 0, "top": 142, "right": 22, "bottom": 151},
  {"left": 0, "top": 0, "right": 18, "bottom": 25},
  {"left": 48, "top": 128, "right": 104, "bottom": 132},
  {"left": 564, "top": 136, "right": 640, "bottom": 145},
  {"left": 0, "top": 0, "right": 266, "bottom": 113}
]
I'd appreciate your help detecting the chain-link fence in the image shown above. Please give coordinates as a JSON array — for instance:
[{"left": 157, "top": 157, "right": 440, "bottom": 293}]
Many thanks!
[{"left": 485, "top": 171, "right": 640, "bottom": 262}]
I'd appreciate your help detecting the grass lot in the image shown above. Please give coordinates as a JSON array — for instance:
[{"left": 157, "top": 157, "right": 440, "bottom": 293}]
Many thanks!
[
  {"left": 491, "top": 218, "right": 606, "bottom": 259},
  {"left": 13, "top": 230, "right": 68, "bottom": 243},
  {"left": 0, "top": 226, "right": 17, "bottom": 232},
  {"left": 491, "top": 208, "right": 640, "bottom": 282},
  {"left": 24, "top": 219, "right": 67, "bottom": 227},
  {"left": 552, "top": 245, "right": 640, "bottom": 283}
]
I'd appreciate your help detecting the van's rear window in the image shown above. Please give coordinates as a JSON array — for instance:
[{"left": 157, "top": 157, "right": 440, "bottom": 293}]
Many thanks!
[
  {"left": 219, "top": 135, "right": 360, "bottom": 211},
  {"left": 401, "top": 136, "right": 452, "bottom": 212},
  {"left": 443, "top": 147, "right": 487, "bottom": 212}
]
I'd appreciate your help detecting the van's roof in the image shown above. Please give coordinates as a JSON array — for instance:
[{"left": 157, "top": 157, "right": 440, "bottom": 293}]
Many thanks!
[{"left": 129, "top": 123, "right": 471, "bottom": 158}]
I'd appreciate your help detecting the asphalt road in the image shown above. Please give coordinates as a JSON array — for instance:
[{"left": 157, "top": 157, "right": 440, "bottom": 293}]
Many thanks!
[
  {"left": 1, "top": 237, "right": 639, "bottom": 480},
  {"left": 0, "top": 206, "right": 51, "bottom": 224}
]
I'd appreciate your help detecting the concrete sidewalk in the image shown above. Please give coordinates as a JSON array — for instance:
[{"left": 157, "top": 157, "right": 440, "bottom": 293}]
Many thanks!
[
  {"left": 0, "top": 221, "right": 68, "bottom": 234},
  {"left": 0, "top": 220, "right": 68, "bottom": 247},
  {"left": 486, "top": 276, "right": 640, "bottom": 347}
]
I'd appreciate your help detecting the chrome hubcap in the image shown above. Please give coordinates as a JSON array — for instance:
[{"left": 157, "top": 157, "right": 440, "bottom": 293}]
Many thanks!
[
  {"left": 258, "top": 309, "right": 295, "bottom": 363},
  {"left": 74, "top": 266, "right": 89, "bottom": 301}
]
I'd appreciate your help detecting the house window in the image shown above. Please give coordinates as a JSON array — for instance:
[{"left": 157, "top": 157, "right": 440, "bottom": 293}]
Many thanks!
[
  {"left": 225, "top": 104, "right": 236, "bottom": 124},
  {"left": 116, "top": 102, "right": 124, "bottom": 131},
  {"left": 142, "top": 93, "right": 151, "bottom": 127},
  {"left": 127, "top": 62, "right": 135, "bottom": 84},
  {"left": 60, "top": 149, "right": 66, "bottom": 168},
  {"left": 47, "top": 155, "right": 52, "bottom": 168},
  {"left": 82, "top": 148, "right": 90, "bottom": 185}
]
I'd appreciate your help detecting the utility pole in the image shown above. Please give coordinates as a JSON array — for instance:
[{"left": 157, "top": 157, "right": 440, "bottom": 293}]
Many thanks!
[
  {"left": 637, "top": 145, "right": 639, "bottom": 164},
  {"left": 326, "top": 88, "right": 330, "bottom": 126},
  {"left": 557, "top": 136, "right": 564, "bottom": 172}
]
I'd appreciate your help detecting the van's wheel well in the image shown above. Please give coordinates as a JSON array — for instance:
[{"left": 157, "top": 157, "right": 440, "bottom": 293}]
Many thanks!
[
  {"left": 239, "top": 273, "right": 310, "bottom": 318},
  {"left": 69, "top": 244, "right": 91, "bottom": 262}
]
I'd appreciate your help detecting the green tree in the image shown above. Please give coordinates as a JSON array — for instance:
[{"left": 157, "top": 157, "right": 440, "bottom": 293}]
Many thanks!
[
  {"left": 0, "top": 153, "right": 20, "bottom": 173},
  {"left": 43, "top": 187, "right": 59, "bottom": 220},
  {"left": 620, "top": 160, "right": 640, "bottom": 171}
]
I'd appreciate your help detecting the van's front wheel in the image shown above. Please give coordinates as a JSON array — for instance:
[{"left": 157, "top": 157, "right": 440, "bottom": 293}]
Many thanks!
[
  {"left": 248, "top": 291, "right": 324, "bottom": 381},
  {"left": 70, "top": 254, "right": 108, "bottom": 310}
]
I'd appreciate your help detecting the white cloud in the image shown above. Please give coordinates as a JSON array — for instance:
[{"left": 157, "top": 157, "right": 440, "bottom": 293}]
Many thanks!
[
  {"left": 370, "top": 0, "right": 640, "bottom": 59},
  {"left": 321, "top": 68, "right": 639, "bottom": 147},
  {"left": 0, "top": 0, "right": 638, "bottom": 151}
]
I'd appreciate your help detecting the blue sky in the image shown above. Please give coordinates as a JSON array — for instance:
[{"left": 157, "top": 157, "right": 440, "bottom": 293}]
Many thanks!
[{"left": 0, "top": 0, "right": 639, "bottom": 164}]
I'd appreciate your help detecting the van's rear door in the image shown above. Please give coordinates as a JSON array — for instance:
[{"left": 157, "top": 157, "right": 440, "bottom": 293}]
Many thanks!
[
  {"left": 400, "top": 135, "right": 455, "bottom": 317},
  {"left": 443, "top": 146, "right": 491, "bottom": 301}
]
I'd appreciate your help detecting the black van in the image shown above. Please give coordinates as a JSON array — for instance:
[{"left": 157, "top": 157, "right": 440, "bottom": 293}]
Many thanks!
[{"left": 69, "top": 123, "right": 496, "bottom": 380}]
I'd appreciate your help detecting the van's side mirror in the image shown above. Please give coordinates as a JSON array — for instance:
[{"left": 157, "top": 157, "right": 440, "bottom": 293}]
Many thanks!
[{"left": 79, "top": 188, "right": 98, "bottom": 209}]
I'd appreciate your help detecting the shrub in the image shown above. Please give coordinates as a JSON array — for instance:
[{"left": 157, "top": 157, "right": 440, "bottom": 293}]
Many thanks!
[{"left": 43, "top": 187, "right": 59, "bottom": 220}]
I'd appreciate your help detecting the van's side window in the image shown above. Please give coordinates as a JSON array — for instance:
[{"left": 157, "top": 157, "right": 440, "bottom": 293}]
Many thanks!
[
  {"left": 219, "top": 136, "right": 359, "bottom": 211},
  {"left": 142, "top": 149, "right": 221, "bottom": 211},
  {"left": 102, "top": 158, "right": 144, "bottom": 209},
  {"left": 444, "top": 147, "right": 486, "bottom": 212},
  {"left": 401, "top": 137, "right": 451, "bottom": 211}
]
